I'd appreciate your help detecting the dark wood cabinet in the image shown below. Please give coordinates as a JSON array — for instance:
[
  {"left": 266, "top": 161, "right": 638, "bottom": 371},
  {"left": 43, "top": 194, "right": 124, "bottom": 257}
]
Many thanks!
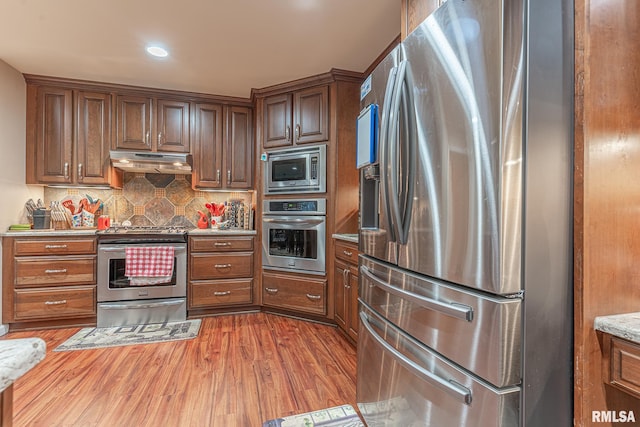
[
  {"left": 262, "top": 85, "right": 328, "bottom": 148},
  {"left": 188, "top": 235, "right": 254, "bottom": 312},
  {"left": 2, "top": 235, "right": 97, "bottom": 330},
  {"left": 115, "top": 95, "right": 190, "bottom": 153},
  {"left": 333, "top": 240, "right": 359, "bottom": 343},
  {"left": 192, "top": 104, "right": 253, "bottom": 190},
  {"left": 76, "top": 91, "right": 112, "bottom": 185},
  {"left": 32, "top": 86, "right": 73, "bottom": 184},
  {"left": 401, "top": 0, "right": 440, "bottom": 40},
  {"left": 26, "top": 83, "right": 117, "bottom": 187}
]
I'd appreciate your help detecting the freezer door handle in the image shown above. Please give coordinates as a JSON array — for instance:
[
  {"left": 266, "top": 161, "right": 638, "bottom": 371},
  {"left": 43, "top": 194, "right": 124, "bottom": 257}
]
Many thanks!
[
  {"left": 360, "top": 265, "right": 473, "bottom": 322},
  {"left": 359, "top": 310, "right": 472, "bottom": 405}
]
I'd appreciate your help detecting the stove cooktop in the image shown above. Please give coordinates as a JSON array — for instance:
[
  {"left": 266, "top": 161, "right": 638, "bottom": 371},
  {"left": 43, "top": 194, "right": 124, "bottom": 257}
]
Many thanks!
[{"left": 96, "top": 225, "right": 190, "bottom": 243}]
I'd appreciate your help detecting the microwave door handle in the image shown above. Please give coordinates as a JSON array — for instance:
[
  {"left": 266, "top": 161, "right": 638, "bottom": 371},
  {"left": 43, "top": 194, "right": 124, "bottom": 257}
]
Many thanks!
[
  {"left": 388, "top": 60, "right": 407, "bottom": 245},
  {"left": 379, "top": 66, "right": 398, "bottom": 243}
]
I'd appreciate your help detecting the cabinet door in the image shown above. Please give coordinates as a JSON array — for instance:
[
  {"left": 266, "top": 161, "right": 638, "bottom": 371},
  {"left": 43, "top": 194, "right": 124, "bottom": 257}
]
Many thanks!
[
  {"left": 156, "top": 99, "right": 190, "bottom": 152},
  {"left": 402, "top": 0, "right": 441, "bottom": 40},
  {"left": 262, "top": 93, "right": 292, "bottom": 148},
  {"left": 334, "top": 260, "right": 349, "bottom": 332},
  {"left": 35, "top": 86, "right": 73, "bottom": 184},
  {"left": 348, "top": 267, "right": 359, "bottom": 340},
  {"left": 293, "top": 85, "right": 328, "bottom": 144},
  {"left": 226, "top": 106, "right": 253, "bottom": 189},
  {"left": 115, "top": 95, "right": 152, "bottom": 150},
  {"left": 76, "top": 91, "right": 112, "bottom": 185},
  {"left": 192, "top": 103, "right": 223, "bottom": 188}
]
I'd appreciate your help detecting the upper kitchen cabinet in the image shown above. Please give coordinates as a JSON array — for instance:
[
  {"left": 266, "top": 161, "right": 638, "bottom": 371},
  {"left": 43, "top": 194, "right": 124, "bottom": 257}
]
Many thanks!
[
  {"left": 401, "top": 0, "right": 440, "bottom": 39},
  {"left": 261, "top": 85, "right": 328, "bottom": 148},
  {"left": 192, "top": 103, "right": 253, "bottom": 190},
  {"left": 115, "top": 94, "right": 190, "bottom": 153},
  {"left": 25, "top": 80, "right": 119, "bottom": 187}
]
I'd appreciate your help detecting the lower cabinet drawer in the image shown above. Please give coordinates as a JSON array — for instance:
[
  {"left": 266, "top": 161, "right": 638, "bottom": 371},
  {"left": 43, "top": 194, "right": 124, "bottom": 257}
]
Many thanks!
[
  {"left": 14, "top": 286, "right": 96, "bottom": 321},
  {"left": 189, "top": 252, "right": 253, "bottom": 280},
  {"left": 15, "top": 256, "right": 96, "bottom": 287},
  {"left": 262, "top": 272, "right": 326, "bottom": 315},
  {"left": 190, "top": 279, "right": 253, "bottom": 308}
]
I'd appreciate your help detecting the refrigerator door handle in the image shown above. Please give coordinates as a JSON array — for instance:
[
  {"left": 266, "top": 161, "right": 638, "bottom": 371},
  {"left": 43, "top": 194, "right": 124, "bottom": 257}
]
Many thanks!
[
  {"left": 360, "top": 265, "right": 474, "bottom": 322},
  {"left": 387, "top": 60, "right": 408, "bottom": 244},
  {"left": 379, "top": 66, "right": 399, "bottom": 243},
  {"left": 399, "top": 64, "right": 417, "bottom": 244},
  {"left": 359, "top": 310, "right": 473, "bottom": 405}
]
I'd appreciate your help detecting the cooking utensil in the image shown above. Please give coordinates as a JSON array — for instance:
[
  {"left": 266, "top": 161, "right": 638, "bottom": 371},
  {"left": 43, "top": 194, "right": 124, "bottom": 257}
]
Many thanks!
[{"left": 61, "top": 199, "right": 76, "bottom": 215}]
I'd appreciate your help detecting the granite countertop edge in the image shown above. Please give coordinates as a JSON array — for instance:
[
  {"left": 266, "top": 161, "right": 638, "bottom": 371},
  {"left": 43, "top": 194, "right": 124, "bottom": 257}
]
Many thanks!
[
  {"left": 332, "top": 233, "right": 359, "bottom": 244},
  {"left": 0, "top": 338, "right": 46, "bottom": 393},
  {"left": 1, "top": 229, "right": 257, "bottom": 237},
  {"left": 594, "top": 312, "right": 640, "bottom": 344}
]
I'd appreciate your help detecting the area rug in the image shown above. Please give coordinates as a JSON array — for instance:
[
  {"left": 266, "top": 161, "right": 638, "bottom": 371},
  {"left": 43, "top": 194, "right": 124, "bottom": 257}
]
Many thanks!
[
  {"left": 53, "top": 319, "right": 201, "bottom": 351},
  {"left": 262, "top": 404, "right": 364, "bottom": 427}
]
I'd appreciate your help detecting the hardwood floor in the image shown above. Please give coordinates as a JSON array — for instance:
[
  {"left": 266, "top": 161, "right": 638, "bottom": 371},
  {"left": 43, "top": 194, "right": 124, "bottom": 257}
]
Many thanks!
[{"left": 0, "top": 313, "right": 358, "bottom": 426}]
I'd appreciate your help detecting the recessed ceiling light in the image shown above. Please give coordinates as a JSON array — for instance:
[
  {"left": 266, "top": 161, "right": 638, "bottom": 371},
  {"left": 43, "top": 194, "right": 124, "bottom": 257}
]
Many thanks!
[{"left": 146, "top": 46, "right": 169, "bottom": 58}]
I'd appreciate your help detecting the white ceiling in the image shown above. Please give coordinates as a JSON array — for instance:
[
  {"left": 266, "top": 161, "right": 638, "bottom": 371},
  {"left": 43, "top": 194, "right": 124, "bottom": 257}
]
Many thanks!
[{"left": 0, "top": 0, "right": 400, "bottom": 98}]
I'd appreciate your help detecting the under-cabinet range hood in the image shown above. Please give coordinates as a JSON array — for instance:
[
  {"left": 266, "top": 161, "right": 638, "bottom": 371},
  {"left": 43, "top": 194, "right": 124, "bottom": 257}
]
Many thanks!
[{"left": 110, "top": 151, "right": 193, "bottom": 174}]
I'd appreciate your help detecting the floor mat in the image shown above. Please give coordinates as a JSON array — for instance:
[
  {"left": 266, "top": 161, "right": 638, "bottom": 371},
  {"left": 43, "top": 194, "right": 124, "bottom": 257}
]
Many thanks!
[
  {"left": 262, "top": 404, "right": 364, "bottom": 427},
  {"left": 53, "top": 319, "right": 201, "bottom": 351}
]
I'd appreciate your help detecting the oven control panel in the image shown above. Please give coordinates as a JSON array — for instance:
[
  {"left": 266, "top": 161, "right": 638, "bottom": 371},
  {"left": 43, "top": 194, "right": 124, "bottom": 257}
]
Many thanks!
[{"left": 264, "top": 198, "right": 326, "bottom": 215}]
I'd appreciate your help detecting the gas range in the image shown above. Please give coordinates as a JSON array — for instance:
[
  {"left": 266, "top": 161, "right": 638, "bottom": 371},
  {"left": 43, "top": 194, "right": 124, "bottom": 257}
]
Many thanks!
[{"left": 96, "top": 225, "right": 189, "bottom": 244}]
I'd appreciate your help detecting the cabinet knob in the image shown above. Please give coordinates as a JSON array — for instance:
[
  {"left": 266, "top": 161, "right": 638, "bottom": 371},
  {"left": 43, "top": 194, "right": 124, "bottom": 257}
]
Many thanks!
[
  {"left": 216, "top": 169, "right": 221, "bottom": 182},
  {"left": 285, "top": 126, "right": 291, "bottom": 141},
  {"left": 306, "top": 293, "right": 322, "bottom": 301},
  {"left": 44, "top": 300, "right": 67, "bottom": 305},
  {"left": 64, "top": 162, "right": 69, "bottom": 180},
  {"left": 213, "top": 291, "right": 231, "bottom": 296},
  {"left": 295, "top": 124, "right": 300, "bottom": 140},
  {"left": 214, "top": 263, "right": 232, "bottom": 269},
  {"left": 265, "top": 287, "right": 279, "bottom": 294},
  {"left": 158, "top": 131, "right": 163, "bottom": 143},
  {"left": 77, "top": 163, "right": 83, "bottom": 180},
  {"left": 145, "top": 130, "right": 150, "bottom": 145},
  {"left": 227, "top": 170, "right": 231, "bottom": 184},
  {"left": 343, "top": 250, "right": 353, "bottom": 257}
]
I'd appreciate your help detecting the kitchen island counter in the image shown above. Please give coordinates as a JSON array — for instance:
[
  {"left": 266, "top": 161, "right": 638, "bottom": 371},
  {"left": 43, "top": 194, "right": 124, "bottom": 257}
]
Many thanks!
[
  {"left": 0, "top": 338, "right": 46, "bottom": 393},
  {"left": 594, "top": 312, "right": 640, "bottom": 344}
]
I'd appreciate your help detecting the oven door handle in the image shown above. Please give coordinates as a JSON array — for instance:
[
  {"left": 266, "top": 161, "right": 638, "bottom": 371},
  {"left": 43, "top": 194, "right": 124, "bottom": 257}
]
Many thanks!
[
  {"left": 99, "top": 299, "right": 185, "bottom": 310},
  {"left": 98, "top": 246, "right": 186, "bottom": 253},
  {"left": 262, "top": 218, "right": 324, "bottom": 226}
]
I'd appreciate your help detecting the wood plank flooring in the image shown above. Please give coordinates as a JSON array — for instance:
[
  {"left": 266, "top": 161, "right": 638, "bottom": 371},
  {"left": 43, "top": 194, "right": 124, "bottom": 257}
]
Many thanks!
[{"left": 0, "top": 313, "right": 358, "bottom": 426}]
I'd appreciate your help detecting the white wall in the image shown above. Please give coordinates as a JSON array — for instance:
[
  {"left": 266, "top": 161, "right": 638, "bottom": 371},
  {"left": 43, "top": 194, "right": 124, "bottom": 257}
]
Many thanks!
[{"left": 0, "top": 60, "right": 44, "bottom": 331}]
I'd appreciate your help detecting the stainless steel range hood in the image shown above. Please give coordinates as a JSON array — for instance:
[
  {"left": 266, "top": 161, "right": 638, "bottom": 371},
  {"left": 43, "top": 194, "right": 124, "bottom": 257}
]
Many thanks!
[{"left": 110, "top": 151, "right": 193, "bottom": 174}]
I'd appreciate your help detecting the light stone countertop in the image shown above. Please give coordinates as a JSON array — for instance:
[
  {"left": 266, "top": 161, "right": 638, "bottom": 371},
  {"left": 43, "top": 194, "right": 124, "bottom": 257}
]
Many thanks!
[
  {"left": 188, "top": 229, "right": 257, "bottom": 235},
  {"left": 332, "top": 233, "right": 359, "bottom": 244},
  {"left": 0, "top": 229, "right": 97, "bottom": 237},
  {"left": 0, "top": 338, "right": 46, "bottom": 393},
  {"left": 594, "top": 312, "right": 640, "bottom": 344}
]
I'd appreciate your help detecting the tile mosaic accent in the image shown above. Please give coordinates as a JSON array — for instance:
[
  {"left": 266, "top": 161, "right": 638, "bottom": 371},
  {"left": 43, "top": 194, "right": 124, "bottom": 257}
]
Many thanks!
[{"left": 44, "top": 173, "right": 253, "bottom": 229}]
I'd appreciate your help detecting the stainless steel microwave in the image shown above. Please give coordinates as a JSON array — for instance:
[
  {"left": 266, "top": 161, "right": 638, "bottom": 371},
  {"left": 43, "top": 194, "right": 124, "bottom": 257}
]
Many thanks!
[{"left": 264, "top": 145, "right": 326, "bottom": 195}]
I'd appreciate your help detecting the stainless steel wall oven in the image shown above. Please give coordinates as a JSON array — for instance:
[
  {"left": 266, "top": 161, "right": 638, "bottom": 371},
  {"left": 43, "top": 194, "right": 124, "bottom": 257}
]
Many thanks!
[{"left": 262, "top": 198, "right": 326, "bottom": 275}]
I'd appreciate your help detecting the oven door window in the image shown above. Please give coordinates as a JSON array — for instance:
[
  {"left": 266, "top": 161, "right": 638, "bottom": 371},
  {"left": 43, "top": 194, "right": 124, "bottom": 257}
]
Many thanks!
[
  {"left": 108, "top": 258, "right": 177, "bottom": 288},
  {"left": 272, "top": 158, "right": 306, "bottom": 182},
  {"left": 268, "top": 229, "right": 318, "bottom": 259}
]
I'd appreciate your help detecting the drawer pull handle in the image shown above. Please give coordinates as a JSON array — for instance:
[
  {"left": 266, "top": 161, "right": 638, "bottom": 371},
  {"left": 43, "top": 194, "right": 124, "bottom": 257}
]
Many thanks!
[
  {"left": 343, "top": 250, "right": 353, "bottom": 256},
  {"left": 45, "top": 300, "right": 67, "bottom": 305},
  {"left": 44, "top": 269, "right": 67, "bottom": 274},
  {"left": 306, "top": 294, "right": 322, "bottom": 301},
  {"left": 265, "top": 287, "right": 279, "bottom": 294},
  {"left": 45, "top": 244, "right": 68, "bottom": 249},
  {"left": 214, "top": 291, "right": 231, "bottom": 296},
  {"left": 214, "top": 242, "right": 231, "bottom": 247},
  {"left": 214, "top": 264, "right": 231, "bottom": 269}
]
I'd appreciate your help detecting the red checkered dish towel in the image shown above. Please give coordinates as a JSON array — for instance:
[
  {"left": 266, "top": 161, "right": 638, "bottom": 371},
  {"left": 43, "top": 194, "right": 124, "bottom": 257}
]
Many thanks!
[{"left": 125, "top": 246, "right": 175, "bottom": 286}]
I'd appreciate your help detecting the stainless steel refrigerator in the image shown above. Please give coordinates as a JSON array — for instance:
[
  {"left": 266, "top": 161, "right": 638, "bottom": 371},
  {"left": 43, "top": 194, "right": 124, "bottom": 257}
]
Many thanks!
[{"left": 356, "top": 0, "right": 573, "bottom": 425}]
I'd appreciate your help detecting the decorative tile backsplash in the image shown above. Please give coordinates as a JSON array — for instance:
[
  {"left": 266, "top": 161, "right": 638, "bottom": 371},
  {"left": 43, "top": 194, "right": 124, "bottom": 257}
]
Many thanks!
[{"left": 44, "top": 173, "right": 254, "bottom": 229}]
